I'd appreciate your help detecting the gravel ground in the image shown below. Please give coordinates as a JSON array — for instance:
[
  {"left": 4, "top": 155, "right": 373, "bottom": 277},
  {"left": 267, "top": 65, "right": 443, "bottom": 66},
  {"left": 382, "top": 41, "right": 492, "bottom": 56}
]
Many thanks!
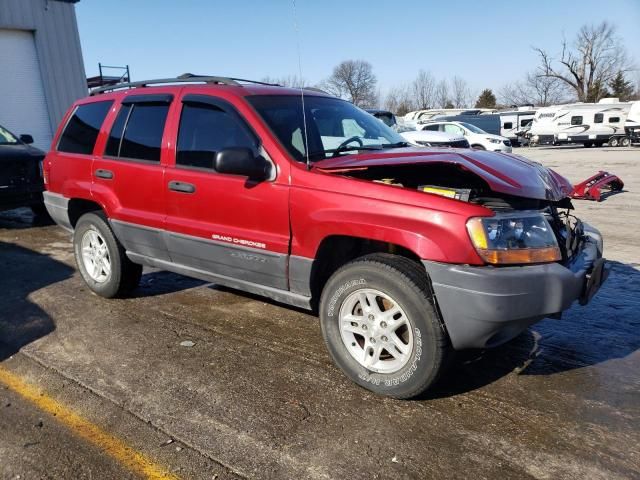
[{"left": 0, "top": 145, "right": 638, "bottom": 479}]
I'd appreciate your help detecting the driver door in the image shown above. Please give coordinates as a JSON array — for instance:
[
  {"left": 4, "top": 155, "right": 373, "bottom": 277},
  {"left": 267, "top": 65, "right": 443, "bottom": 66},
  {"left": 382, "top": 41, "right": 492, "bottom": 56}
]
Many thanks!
[{"left": 163, "top": 93, "right": 290, "bottom": 289}]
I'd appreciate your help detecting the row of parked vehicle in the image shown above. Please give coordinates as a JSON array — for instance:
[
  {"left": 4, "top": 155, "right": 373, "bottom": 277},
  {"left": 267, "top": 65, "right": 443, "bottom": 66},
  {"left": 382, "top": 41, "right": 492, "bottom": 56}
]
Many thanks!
[{"left": 372, "top": 97, "right": 640, "bottom": 150}]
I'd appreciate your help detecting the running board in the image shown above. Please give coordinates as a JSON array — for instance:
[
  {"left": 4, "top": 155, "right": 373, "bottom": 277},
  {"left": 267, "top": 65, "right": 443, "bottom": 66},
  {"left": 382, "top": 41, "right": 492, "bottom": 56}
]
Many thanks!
[{"left": 126, "top": 252, "right": 313, "bottom": 310}]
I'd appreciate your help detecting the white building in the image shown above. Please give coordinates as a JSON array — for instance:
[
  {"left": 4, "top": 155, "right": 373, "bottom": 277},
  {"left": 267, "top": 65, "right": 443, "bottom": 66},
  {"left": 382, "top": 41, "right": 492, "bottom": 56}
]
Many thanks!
[{"left": 0, "top": 0, "right": 87, "bottom": 150}]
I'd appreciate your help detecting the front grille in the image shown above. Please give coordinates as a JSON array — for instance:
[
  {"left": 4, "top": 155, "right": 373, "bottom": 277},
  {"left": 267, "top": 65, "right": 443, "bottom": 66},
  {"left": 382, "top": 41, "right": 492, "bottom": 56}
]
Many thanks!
[
  {"left": 0, "top": 160, "right": 39, "bottom": 187},
  {"left": 416, "top": 140, "right": 470, "bottom": 148}
]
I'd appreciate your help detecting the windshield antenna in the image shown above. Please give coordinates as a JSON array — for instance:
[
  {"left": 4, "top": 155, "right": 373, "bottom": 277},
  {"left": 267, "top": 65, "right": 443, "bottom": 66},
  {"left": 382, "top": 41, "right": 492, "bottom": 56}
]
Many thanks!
[{"left": 291, "top": 0, "right": 311, "bottom": 170}]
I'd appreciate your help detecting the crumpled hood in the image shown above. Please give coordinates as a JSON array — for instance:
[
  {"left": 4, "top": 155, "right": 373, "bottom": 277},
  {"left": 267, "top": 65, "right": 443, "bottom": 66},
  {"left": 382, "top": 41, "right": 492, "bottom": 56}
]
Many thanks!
[{"left": 314, "top": 147, "right": 573, "bottom": 201}]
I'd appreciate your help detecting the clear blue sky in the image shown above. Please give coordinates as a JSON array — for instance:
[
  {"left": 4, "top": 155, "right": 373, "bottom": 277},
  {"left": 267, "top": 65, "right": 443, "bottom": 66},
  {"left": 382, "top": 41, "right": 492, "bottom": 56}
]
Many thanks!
[{"left": 76, "top": 0, "right": 639, "bottom": 97}]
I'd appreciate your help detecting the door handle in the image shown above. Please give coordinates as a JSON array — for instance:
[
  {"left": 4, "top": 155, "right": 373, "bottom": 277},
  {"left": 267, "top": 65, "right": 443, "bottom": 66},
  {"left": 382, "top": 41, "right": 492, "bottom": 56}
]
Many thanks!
[
  {"left": 168, "top": 180, "right": 196, "bottom": 193},
  {"left": 95, "top": 169, "right": 114, "bottom": 179}
]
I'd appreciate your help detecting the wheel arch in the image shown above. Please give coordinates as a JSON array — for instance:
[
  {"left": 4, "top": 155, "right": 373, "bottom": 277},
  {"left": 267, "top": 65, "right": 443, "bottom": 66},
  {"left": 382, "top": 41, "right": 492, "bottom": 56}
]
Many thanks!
[{"left": 306, "top": 234, "right": 425, "bottom": 310}]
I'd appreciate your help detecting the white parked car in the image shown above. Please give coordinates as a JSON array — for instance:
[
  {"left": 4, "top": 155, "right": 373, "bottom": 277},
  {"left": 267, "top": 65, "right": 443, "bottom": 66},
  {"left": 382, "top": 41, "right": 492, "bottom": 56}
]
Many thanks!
[
  {"left": 400, "top": 127, "right": 469, "bottom": 148},
  {"left": 419, "top": 121, "right": 512, "bottom": 152}
]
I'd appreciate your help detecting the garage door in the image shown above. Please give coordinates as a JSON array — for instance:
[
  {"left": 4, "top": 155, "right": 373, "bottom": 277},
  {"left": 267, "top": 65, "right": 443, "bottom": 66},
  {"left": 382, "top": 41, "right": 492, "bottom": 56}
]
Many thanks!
[{"left": 0, "top": 29, "right": 53, "bottom": 151}]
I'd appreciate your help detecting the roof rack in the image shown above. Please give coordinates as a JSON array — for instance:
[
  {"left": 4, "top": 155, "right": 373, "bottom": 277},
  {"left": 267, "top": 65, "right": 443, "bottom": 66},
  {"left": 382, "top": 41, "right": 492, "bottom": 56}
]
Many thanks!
[{"left": 90, "top": 73, "right": 280, "bottom": 95}]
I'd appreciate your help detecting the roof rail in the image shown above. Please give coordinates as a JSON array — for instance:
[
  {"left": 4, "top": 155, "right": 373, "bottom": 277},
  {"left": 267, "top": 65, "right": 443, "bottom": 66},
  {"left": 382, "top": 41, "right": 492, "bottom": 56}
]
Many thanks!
[{"left": 89, "top": 73, "right": 280, "bottom": 95}]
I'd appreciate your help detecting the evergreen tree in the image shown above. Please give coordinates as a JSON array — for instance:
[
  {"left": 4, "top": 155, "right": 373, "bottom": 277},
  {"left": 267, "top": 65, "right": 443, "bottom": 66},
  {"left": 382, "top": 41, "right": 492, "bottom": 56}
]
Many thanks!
[
  {"left": 475, "top": 89, "right": 497, "bottom": 108},
  {"left": 608, "top": 71, "right": 634, "bottom": 101}
]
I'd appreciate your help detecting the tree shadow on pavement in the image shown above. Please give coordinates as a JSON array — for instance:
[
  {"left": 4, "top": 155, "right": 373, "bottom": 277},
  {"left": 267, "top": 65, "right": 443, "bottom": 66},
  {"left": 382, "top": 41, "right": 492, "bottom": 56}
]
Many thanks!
[
  {"left": 423, "top": 260, "right": 640, "bottom": 399},
  {"left": 0, "top": 241, "right": 73, "bottom": 361}
]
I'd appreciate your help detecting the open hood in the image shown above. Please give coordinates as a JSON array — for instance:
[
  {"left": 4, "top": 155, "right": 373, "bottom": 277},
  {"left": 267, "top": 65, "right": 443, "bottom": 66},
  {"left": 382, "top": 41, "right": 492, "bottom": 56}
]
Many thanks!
[{"left": 314, "top": 148, "right": 573, "bottom": 202}]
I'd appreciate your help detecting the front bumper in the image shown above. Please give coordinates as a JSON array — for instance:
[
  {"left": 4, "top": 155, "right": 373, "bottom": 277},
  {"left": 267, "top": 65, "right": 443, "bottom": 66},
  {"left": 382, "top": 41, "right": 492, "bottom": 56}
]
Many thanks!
[
  {"left": 0, "top": 184, "right": 44, "bottom": 212},
  {"left": 423, "top": 225, "right": 606, "bottom": 350}
]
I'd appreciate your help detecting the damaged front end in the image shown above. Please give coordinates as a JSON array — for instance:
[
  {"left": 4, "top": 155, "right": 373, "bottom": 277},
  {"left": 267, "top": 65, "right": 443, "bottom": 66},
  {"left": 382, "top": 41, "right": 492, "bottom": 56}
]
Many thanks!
[{"left": 316, "top": 150, "right": 607, "bottom": 349}]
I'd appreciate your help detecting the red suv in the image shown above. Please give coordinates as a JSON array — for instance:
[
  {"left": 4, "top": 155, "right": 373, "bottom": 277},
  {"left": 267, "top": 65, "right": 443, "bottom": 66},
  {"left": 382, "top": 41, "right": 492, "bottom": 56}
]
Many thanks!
[{"left": 43, "top": 75, "right": 607, "bottom": 398}]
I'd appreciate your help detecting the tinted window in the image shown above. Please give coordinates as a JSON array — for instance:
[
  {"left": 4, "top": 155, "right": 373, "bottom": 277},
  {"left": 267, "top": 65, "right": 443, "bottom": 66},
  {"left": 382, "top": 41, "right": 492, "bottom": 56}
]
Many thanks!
[
  {"left": 118, "top": 104, "right": 169, "bottom": 161},
  {"left": 609, "top": 117, "right": 620, "bottom": 123},
  {"left": 594, "top": 113, "right": 603, "bottom": 123},
  {"left": 177, "top": 103, "right": 256, "bottom": 169},
  {"left": 105, "top": 104, "right": 132, "bottom": 157},
  {"left": 423, "top": 124, "right": 440, "bottom": 131},
  {"left": 571, "top": 116, "right": 583, "bottom": 125},
  {"left": 520, "top": 119, "right": 532, "bottom": 127},
  {"left": 503, "top": 122, "right": 513, "bottom": 129},
  {"left": 58, "top": 101, "right": 112, "bottom": 154}
]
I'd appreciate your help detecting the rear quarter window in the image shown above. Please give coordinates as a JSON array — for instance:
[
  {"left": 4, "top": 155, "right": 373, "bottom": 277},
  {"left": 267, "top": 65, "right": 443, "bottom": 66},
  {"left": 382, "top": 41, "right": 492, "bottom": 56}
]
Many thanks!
[{"left": 57, "top": 101, "right": 113, "bottom": 154}]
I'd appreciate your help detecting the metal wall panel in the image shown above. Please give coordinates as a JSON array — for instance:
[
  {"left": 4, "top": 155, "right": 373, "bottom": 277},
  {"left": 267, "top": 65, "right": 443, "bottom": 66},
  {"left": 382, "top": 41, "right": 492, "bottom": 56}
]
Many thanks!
[{"left": 0, "top": 0, "right": 86, "bottom": 148}]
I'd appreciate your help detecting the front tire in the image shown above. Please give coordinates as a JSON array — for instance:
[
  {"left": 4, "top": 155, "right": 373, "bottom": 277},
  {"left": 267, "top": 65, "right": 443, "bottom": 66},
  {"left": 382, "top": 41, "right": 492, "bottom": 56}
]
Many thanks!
[
  {"left": 471, "top": 144, "right": 486, "bottom": 150},
  {"left": 73, "top": 212, "right": 142, "bottom": 298},
  {"left": 319, "top": 254, "right": 450, "bottom": 399}
]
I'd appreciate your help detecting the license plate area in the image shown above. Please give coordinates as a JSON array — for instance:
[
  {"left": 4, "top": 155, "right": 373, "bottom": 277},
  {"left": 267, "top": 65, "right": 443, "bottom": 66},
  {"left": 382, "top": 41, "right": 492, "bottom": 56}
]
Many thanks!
[{"left": 579, "top": 258, "right": 608, "bottom": 305}]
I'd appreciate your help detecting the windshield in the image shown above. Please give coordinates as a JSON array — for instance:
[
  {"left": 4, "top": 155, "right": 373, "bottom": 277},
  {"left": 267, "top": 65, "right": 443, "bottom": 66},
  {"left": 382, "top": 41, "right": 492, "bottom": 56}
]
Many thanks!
[
  {"left": 460, "top": 122, "right": 486, "bottom": 134},
  {"left": 0, "top": 125, "right": 19, "bottom": 145},
  {"left": 247, "top": 95, "right": 406, "bottom": 161}
]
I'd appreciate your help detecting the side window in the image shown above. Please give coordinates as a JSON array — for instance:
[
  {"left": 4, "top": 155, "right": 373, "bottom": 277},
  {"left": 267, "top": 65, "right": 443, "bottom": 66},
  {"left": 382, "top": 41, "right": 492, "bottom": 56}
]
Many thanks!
[
  {"left": 57, "top": 101, "right": 113, "bottom": 154},
  {"left": 444, "top": 124, "right": 463, "bottom": 135},
  {"left": 176, "top": 103, "right": 256, "bottom": 169},
  {"left": 594, "top": 113, "right": 603, "bottom": 123},
  {"left": 106, "top": 103, "right": 169, "bottom": 162},
  {"left": 520, "top": 119, "right": 532, "bottom": 127},
  {"left": 105, "top": 104, "right": 131, "bottom": 157},
  {"left": 503, "top": 122, "right": 513, "bottom": 129},
  {"left": 423, "top": 124, "right": 440, "bottom": 131},
  {"left": 609, "top": 116, "right": 620, "bottom": 123},
  {"left": 571, "top": 116, "right": 583, "bottom": 125}
]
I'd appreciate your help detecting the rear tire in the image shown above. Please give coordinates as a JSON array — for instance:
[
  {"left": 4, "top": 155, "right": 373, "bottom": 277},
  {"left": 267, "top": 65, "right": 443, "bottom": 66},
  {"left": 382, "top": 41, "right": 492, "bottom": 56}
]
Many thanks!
[
  {"left": 584, "top": 142, "right": 593, "bottom": 148},
  {"left": 620, "top": 137, "right": 631, "bottom": 147},
  {"left": 73, "top": 212, "right": 142, "bottom": 298},
  {"left": 608, "top": 137, "right": 619, "bottom": 147},
  {"left": 471, "top": 144, "right": 486, "bottom": 150},
  {"left": 319, "top": 253, "right": 450, "bottom": 399}
]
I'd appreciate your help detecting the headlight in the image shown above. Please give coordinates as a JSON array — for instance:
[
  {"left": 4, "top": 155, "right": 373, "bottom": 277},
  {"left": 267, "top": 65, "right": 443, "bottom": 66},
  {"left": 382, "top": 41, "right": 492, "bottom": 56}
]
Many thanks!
[
  {"left": 487, "top": 138, "right": 501, "bottom": 144},
  {"left": 466, "top": 213, "right": 561, "bottom": 264}
]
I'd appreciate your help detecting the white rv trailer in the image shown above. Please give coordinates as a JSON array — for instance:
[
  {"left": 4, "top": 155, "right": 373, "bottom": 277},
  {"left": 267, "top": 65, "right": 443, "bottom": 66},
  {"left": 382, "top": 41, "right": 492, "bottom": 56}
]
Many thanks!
[
  {"left": 621, "top": 101, "right": 640, "bottom": 146},
  {"left": 529, "top": 99, "right": 631, "bottom": 147},
  {"left": 499, "top": 106, "right": 538, "bottom": 145}
]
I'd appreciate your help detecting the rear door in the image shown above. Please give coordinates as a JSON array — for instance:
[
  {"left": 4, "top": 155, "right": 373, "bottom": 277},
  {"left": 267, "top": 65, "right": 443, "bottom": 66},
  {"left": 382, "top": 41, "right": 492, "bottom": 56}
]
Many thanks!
[
  {"left": 163, "top": 93, "right": 290, "bottom": 289},
  {"left": 49, "top": 100, "right": 113, "bottom": 201},
  {"left": 91, "top": 94, "right": 173, "bottom": 261}
]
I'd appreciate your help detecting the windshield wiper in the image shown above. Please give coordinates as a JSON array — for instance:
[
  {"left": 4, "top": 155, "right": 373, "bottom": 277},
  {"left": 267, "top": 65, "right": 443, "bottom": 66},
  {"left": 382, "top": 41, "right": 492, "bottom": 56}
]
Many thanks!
[{"left": 306, "top": 142, "right": 409, "bottom": 161}]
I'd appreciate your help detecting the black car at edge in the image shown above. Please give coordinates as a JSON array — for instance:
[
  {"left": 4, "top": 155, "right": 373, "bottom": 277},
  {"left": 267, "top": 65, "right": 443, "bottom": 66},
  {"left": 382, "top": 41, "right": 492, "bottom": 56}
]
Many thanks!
[{"left": 0, "top": 124, "right": 46, "bottom": 215}]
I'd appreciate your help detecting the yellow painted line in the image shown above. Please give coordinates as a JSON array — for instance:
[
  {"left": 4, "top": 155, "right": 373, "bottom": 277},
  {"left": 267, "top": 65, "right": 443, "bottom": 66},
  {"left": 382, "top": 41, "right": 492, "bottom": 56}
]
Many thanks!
[{"left": 0, "top": 366, "right": 178, "bottom": 480}]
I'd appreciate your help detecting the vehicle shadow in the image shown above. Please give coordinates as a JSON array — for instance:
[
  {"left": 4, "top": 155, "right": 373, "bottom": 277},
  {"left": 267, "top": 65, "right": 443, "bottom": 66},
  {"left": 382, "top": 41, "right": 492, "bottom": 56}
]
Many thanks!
[
  {"left": 132, "top": 270, "right": 207, "bottom": 298},
  {"left": 0, "top": 207, "right": 54, "bottom": 229},
  {"left": 422, "top": 260, "right": 640, "bottom": 399},
  {"left": 0, "top": 241, "right": 73, "bottom": 361}
]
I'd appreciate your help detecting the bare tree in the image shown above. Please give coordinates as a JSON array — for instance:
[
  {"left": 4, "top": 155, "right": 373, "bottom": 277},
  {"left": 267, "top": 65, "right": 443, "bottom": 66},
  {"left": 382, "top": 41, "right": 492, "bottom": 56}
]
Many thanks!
[
  {"left": 451, "top": 76, "right": 471, "bottom": 108},
  {"left": 500, "top": 72, "right": 568, "bottom": 106},
  {"left": 261, "top": 75, "right": 309, "bottom": 88},
  {"left": 322, "top": 60, "right": 378, "bottom": 107},
  {"left": 434, "top": 79, "right": 449, "bottom": 108},
  {"left": 384, "top": 85, "right": 415, "bottom": 116},
  {"left": 412, "top": 70, "right": 436, "bottom": 110},
  {"left": 534, "top": 21, "right": 632, "bottom": 102}
]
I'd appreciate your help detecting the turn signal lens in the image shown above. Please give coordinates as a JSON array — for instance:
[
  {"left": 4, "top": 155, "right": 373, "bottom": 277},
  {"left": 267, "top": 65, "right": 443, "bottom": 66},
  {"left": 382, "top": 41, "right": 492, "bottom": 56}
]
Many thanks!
[{"left": 466, "top": 213, "right": 561, "bottom": 265}]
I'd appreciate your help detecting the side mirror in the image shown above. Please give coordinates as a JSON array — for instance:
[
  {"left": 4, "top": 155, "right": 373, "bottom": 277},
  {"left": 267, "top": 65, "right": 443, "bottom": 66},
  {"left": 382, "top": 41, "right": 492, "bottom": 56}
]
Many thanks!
[
  {"left": 20, "top": 134, "right": 34, "bottom": 144},
  {"left": 215, "top": 147, "right": 270, "bottom": 180}
]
